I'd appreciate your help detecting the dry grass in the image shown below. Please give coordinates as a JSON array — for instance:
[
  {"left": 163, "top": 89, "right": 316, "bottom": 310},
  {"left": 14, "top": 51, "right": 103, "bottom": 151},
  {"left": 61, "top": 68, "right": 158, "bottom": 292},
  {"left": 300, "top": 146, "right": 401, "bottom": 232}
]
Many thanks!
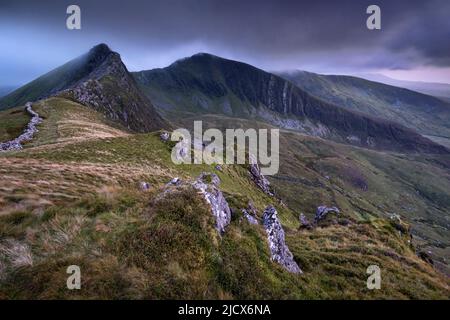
[
  {"left": 0, "top": 96, "right": 449, "bottom": 299},
  {"left": 0, "top": 239, "right": 33, "bottom": 268}
]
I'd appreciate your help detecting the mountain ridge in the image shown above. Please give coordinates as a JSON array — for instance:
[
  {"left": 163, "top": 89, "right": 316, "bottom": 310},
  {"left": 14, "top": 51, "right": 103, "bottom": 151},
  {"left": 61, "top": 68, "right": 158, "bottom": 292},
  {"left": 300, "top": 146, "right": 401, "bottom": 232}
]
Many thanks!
[
  {"left": 278, "top": 70, "right": 450, "bottom": 139},
  {"left": 0, "top": 44, "right": 169, "bottom": 132},
  {"left": 134, "top": 53, "right": 448, "bottom": 154}
]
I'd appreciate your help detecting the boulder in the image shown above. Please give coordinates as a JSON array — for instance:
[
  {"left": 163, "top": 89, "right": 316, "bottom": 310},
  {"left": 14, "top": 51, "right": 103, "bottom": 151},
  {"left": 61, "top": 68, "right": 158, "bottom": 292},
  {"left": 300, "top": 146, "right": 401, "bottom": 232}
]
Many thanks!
[
  {"left": 192, "top": 175, "right": 231, "bottom": 234},
  {"left": 263, "top": 206, "right": 302, "bottom": 274},
  {"left": 198, "top": 172, "right": 221, "bottom": 186},
  {"left": 249, "top": 156, "right": 274, "bottom": 196},
  {"left": 242, "top": 202, "right": 259, "bottom": 225},
  {"left": 299, "top": 213, "right": 312, "bottom": 230},
  {"left": 167, "top": 177, "right": 182, "bottom": 186},
  {"left": 140, "top": 182, "right": 151, "bottom": 191},
  {"left": 315, "top": 206, "right": 340, "bottom": 222},
  {"left": 160, "top": 131, "right": 170, "bottom": 142}
]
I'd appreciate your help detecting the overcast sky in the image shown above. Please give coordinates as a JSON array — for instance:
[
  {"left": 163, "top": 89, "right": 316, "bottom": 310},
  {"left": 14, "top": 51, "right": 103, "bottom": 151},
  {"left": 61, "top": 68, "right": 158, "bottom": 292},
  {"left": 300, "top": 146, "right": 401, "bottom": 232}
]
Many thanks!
[{"left": 1, "top": 0, "right": 449, "bottom": 86}]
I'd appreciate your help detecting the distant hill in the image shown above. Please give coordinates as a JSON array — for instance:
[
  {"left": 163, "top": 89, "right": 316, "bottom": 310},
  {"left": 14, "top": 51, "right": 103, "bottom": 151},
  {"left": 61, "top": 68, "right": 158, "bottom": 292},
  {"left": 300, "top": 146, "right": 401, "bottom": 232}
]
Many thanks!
[
  {"left": 134, "top": 53, "right": 447, "bottom": 154},
  {"left": 279, "top": 71, "right": 450, "bottom": 139},
  {"left": 0, "top": 44, "right": 169, "bottom": 132},
  {"left": 356, "top": 73, "right": 450, "bottom": 99},
  {"left": 0, "top": 86, "right": 17, "bottom": 98}
]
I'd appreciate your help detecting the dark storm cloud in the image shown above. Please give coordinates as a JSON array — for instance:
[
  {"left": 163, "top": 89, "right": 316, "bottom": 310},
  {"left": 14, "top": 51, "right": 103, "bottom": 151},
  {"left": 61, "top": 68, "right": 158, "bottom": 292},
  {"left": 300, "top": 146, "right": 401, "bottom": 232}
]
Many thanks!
[{"left": 0, "top": 0, "right": 449, "bottom": 85}]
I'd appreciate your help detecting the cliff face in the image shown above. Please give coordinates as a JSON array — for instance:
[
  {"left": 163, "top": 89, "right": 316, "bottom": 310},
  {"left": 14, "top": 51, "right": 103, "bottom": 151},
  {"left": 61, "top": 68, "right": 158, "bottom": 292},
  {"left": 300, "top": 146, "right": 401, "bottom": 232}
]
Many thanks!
[
  {"left": 135, "top": 53, "right": 448, "bottom": 154},
  {"left": 0, "top": 44, "right": 169, "bottom": 132},
  {"left": 62, "top": 45, "right": 169, "bottom": 132}
]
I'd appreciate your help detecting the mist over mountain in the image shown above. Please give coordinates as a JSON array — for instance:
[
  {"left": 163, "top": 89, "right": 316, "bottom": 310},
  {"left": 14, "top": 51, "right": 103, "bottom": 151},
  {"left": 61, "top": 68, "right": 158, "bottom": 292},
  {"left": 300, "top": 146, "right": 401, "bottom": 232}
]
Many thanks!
[
  {"left": 355, "top": 73, "right": 450, "bottom": 99},
  {"left": 0, "top": 44, "right": 169, "bottom": 132},
  {"left": 278, "top": 70, "right": 450, "bottom": 139},
  {"left": 0, "top": 86, "right": 17, "bottom": 98}
]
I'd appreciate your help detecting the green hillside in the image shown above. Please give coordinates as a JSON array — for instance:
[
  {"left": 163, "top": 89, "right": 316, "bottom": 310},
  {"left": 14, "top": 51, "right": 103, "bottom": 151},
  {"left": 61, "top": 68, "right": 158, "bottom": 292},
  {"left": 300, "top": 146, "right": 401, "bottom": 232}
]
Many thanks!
[
  {"left": 279, "top": 71, "right": 450, "bottom": 140},
  {"left": 133, "top": 53, "right": 448, "bottom": 154},
  {"left": 0, "top": 97, "right": 449, "bottom": 299},
  {"left": 0, "top": 44, "right": 169, "bottom": 133}
]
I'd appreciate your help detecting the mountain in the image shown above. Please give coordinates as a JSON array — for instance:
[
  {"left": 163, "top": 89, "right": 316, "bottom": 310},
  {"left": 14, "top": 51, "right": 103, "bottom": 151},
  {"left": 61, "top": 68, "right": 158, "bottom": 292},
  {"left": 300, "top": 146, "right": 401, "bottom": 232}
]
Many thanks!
[
  {"left": 134, "top": 53, "right": 447, "bottom": 154},
  {"left": 0, "top": 97, "right": 449, "bottom": 298},
  {"left": 279, "top": 71, "right": 450, "bottom": 140},
  {"left": 0, "top": 86, "right": 17, "bottom": 98},
  {"left": 356, "top": 73, "right": 450, "bottom": 99},
  {"left": 1, "top": 46, "right": 449, "bottom": 299},
  {"left": 0, "top": 44, "right": 168, "bottom": 132}
]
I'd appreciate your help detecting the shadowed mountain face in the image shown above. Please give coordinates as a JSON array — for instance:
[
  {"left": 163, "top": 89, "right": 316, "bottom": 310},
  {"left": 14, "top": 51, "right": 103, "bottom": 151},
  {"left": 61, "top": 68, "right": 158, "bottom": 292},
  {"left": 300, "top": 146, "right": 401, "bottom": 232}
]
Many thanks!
[
  {"left": 0, "top": 86, "right": 16, "bottom": 98},
  {"left": 0, "top": 44, "right": 169, "bottom": 132},
  {"left": 279, "top": 71, "right": 450, "bottom": 139},
  {"left": 134, "top": 53, "right": 448, "bottom": 154}
]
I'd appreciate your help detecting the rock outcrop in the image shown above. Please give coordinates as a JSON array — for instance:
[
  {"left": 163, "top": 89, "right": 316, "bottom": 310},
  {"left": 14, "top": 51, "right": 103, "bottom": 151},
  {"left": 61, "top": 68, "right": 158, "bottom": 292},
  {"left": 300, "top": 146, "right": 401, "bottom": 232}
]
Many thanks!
[
  {"left": 160, "top": 131, "right": 170, "bottom": 142},
  {"left": 140, "top": 182, "right": 151, "bottom": 191},
  {"left": 167, "top": 177, "right": 182, "bottom": 186},
  {"left": 299, "top": 213, "right": 312, "bottom": 230},
  {"left": 193, "top": 173, "right": 231, "bottom": 233},
  {"left": 242, "top": 202, "right": 259, "bottom": 225},
  {"left": 0, "top": 44, "right": 169, "bottom": 132},
  {"left": 315, "top": 206, "right": 340, "bottom": 223},
  {"left": 263, "top": 206, "right": 302, "bottom": 273},
  {"left": 0, "top": 102, "right": 42, "bottom": 152},
  {"left": 249, "top": 156, "right": 274, "bottom": 196}
]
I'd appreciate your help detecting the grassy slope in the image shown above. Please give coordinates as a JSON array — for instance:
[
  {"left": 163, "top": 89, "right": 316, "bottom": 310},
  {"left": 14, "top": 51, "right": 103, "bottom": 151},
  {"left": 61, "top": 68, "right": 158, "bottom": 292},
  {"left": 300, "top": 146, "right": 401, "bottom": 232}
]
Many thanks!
[
  {"left": 176, "top": 114, "right": 450, "bottom": 276},
  {"left": 0, "top": 98, "right": 449, "bottom": 299},
  {"left": 0, "top": 106, "right": 31, "bottom": 143},
  {"left": 0, "top": 53, "right": 93, "bottom": 110},
  {"left": 279, "top": 71, "right": 450, "bottom": 139}
]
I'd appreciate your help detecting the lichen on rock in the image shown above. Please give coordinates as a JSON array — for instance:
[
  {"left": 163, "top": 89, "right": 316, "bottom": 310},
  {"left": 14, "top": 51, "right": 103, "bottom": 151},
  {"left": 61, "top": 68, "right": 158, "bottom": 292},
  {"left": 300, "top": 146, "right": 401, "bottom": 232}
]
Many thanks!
[
  {"left": 193, "top": 173, "right": 231, "bottom": 234},
  {"left": 249, "top": 155, "right": 274, "bottom": 196},
  {"left": 263, "top": 206, "right": 302, "bottom": 273}
]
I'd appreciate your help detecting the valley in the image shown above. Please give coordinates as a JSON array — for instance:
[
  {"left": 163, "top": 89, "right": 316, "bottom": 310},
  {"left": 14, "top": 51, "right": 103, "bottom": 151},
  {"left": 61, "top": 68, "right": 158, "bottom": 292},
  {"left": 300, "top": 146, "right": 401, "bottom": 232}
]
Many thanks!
[
  {"left": 0, "top": 44, "right": 449, "bottom": 299},
  {"left": 0, "top": 96, "right": 448, "bottom": 299}
]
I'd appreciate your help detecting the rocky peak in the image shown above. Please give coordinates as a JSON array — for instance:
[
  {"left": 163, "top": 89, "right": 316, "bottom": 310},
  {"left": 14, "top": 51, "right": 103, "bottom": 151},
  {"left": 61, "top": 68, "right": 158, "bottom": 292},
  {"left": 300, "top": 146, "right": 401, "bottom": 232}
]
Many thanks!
[{"left": 0, "top": 44, "right": 169, "bottom": 132}]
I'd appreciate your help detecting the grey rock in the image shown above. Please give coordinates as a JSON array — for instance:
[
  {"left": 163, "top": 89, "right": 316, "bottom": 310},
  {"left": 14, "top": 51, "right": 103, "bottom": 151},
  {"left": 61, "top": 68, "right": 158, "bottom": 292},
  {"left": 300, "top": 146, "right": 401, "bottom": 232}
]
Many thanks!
[
  {"left": 168, "top": 177, "right": 182, "bottom": 186},
  {"left": 263, "top": 206, "right": 302, "bottom": 274},
  {"left": 160, "top": 131, "right": 170, "bottom": 142},
  {"left": 242, "top": 202, "right": 259, "bottom": 225},
  {"left": 315, "top": 206, "right": 340, "bottom": 222},
  {"left": 140, "top": 182, "right": 151, "bottom": 191},
  {"left": 198, "top": 172, "right": 221, "bottom": 186},
  {"left": 192, "top": 175, "right": 231, "bottom": 234},
  {"left": 249, "top": 156, "right": 274, "bottom": 196},
  {"left": 242, "top": 209, "right": 258, "bottom": 224},
  {"left": 299, "top": 213, "right": 312, "bottom": 230}
]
